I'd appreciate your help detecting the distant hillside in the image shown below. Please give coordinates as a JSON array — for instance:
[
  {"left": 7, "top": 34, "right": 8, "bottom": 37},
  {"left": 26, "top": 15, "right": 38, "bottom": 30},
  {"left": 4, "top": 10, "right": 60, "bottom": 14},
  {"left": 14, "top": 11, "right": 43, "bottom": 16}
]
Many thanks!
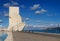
[{"left": 46, "top": 27, "right": 60, "bottom": 30}]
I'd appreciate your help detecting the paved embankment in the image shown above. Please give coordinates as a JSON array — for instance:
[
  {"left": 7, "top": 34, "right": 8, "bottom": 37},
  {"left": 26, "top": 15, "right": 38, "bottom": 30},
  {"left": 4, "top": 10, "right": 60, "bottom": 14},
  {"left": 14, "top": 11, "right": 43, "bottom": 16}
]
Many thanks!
[{"left": 13, "top": 32, "right": 60, "bottom": 41}]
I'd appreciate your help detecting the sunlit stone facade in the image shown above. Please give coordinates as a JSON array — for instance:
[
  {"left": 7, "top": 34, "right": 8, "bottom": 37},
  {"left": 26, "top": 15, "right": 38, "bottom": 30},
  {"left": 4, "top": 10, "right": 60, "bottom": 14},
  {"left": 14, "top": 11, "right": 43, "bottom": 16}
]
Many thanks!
[{"left": 8, "top": 7, "right": 25, "bottom": 31}]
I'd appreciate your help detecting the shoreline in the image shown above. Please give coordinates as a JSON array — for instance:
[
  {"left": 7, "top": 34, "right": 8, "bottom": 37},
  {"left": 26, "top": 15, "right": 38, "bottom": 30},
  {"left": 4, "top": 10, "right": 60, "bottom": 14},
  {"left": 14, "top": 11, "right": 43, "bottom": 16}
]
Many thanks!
[{"left": 33, "top": 32, "right": 60, "bottom": 35}]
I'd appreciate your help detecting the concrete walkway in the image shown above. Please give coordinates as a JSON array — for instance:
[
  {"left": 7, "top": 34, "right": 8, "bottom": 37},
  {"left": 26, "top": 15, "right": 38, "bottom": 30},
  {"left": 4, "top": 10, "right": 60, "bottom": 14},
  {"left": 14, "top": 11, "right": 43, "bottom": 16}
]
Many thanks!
[{"left": 13, "top": 32, "right": 60, "bottom": 41}]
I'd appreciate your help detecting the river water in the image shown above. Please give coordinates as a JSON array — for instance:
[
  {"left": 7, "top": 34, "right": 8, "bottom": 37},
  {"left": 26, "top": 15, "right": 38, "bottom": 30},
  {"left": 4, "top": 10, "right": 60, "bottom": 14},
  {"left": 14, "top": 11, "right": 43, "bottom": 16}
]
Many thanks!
[{"left": 0, "top": 32, "right": 13, "bottom": 41}]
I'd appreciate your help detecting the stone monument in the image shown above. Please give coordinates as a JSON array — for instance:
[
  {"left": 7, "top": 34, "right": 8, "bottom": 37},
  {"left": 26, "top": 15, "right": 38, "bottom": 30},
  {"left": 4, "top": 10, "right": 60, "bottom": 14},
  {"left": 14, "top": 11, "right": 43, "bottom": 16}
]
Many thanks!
[{"left": 7, "top": 6, "right": 25, "bottom": 31}]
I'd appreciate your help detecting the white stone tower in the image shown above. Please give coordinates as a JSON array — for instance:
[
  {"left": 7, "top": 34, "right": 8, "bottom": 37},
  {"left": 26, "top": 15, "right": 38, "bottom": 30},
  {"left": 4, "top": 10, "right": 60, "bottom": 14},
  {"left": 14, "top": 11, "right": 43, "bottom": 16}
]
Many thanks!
[{"left": 7, "top": 6, "right": 25, "bottom": 31}]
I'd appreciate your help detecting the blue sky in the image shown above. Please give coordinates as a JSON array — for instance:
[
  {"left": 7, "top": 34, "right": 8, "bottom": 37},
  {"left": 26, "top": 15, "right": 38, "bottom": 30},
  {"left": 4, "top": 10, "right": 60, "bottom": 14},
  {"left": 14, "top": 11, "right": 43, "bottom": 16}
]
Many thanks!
[{"left": 0, "top": 0, "right": 60, "bottom": 28}]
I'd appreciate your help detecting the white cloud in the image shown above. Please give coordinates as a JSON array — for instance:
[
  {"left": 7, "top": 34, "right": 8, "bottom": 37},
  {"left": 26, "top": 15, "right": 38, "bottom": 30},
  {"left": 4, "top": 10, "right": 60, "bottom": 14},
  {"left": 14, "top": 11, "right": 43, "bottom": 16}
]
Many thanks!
[
  {"left": 30, "top": 4, "right": 47, "bottom": 14},
  {"left": 4, "top": 3, "right": 11, "bottom": 7},
  {"left": 0, "top": 25, "right": 2, "bottom": 27},
  {"left": 27, "top": 24, "right": 58, "bottom": 28},
  {"left": 24, "top": 18, "right": 30, "bottom": 20},
  {"left": 20, "top": 5, "right": 25, "bottom": 8},
  {"left": 31, "top": 4, "right": 40, "bottom": 10},
  {"left": 47, "top": 24, "right": 58, "bottom": 27},
  {"left": 3, "top": 1, "right": 19, "bottom": 7},
  {"left": 24, "top": 17, "right": 41, "bottom": 23},
  {"left": 35, "top": 9, "right": 47, "bottom": 14},
  {"left": 41, "top": 9, "right": 47, "bottom": 12},
  {"left": 4, "top": 11, "right": 9, "bottom": 16},
  {"left": 0, "top": 20, "right": 3, "bottom": 23},
  {"left": 35, "top": 10, "right": 41, "bottom": 14},
  {"left": 34, "top": 20, "right": 41, "bottom": 22},
  {"left": 4, "top": 13, "right": 9, "bottom": 16},
  {"left": 11, "top": 1, "right": 19, "bottom": 5},
  {"left": 46, "top": 14, "right": 53, "bottom": 16},
  {"left": 25, "top": 23, "right": 59, "bottom": 30},
  {"left": 26, "top": 24, "right": 48, "bottom": 30},
  {"left": 29, "top": 20, "right": 41, "bottom": 23},
  {"left": 46, "top": 13, "right": 57, "bottom": 16}
]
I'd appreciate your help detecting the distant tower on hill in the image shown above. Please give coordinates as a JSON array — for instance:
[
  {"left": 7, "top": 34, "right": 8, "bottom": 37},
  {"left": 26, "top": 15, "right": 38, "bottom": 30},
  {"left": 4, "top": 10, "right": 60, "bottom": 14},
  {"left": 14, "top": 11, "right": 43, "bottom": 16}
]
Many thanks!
[{"left": 7, "top": 6, "right": 25, "bottom": 31}]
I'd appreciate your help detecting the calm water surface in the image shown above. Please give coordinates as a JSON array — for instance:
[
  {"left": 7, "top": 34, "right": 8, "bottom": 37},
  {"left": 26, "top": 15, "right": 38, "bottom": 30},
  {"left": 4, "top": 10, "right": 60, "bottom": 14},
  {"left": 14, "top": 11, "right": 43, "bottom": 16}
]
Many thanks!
[{"left": 0, "top": 32, "right": 13, "bottom": 41}]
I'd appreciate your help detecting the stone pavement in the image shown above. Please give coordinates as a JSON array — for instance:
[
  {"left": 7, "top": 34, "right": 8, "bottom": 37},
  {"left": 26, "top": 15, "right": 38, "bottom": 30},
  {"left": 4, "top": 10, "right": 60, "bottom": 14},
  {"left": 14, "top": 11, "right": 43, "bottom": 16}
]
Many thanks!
[{"left": 13, "top": 32, "right": 60, "bottom": 41}]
